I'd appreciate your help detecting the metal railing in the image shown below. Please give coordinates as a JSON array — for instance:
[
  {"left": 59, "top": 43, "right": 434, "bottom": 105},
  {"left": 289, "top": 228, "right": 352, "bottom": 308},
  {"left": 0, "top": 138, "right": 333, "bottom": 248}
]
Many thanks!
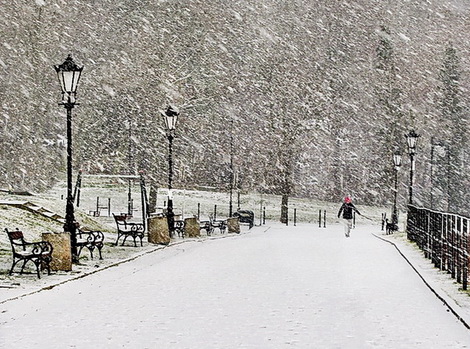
[{"left": 407, "top": 205, "right": 469, "bottom": 290}]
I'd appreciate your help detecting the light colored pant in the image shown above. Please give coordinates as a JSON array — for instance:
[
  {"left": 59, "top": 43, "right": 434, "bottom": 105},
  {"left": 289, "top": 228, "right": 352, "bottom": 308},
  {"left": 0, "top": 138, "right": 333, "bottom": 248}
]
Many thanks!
[{"left": 343, "top": 219, "right": 352, "bottom": 236}]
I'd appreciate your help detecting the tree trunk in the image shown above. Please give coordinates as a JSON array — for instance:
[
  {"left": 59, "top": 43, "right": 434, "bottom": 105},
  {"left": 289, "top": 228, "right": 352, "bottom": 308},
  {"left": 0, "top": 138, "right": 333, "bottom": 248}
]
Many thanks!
[{"left": 280, "top": 194, "right": 288, "bottom": 224}]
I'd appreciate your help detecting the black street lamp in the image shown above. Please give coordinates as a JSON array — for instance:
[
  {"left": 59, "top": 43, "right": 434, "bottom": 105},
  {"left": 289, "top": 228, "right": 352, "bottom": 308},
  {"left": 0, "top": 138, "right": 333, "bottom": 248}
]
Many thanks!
[
  {"left": 229, "top": 119, "right": 234, "bottom": 217},
  {"left": 54, "top": 54, "right": 83, "bottom": 263},
  {"left": 405, "top": 129, "right": 420, "bottom": 205},
  {"left": 162, "top": 105, "right": 179, "bottom": 236},
  {"left": 392, "top": 151, "right": 402, "bottom": 224}
]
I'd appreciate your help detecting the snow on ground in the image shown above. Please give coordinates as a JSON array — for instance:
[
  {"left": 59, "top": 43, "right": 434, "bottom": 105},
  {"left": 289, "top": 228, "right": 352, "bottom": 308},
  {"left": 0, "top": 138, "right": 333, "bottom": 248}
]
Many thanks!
[
  {"left": 0, "top": 178, "right": 389, "bottom": 291},
  {"left": 1, "top": 223, "right": 469, "bottom": 348}
]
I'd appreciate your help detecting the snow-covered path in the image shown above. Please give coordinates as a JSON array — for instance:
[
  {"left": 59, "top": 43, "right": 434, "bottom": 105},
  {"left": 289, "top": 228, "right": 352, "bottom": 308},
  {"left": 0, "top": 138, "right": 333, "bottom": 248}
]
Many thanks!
[{"left": 1, "top": 224, "right": 469, "bottom": 348}]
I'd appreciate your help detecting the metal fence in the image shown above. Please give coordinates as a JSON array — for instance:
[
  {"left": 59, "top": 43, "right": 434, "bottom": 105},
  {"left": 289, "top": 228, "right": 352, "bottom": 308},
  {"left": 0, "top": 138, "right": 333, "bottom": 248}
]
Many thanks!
[{"left": 407, "top": 205, "right": 469, "bottom": 290}]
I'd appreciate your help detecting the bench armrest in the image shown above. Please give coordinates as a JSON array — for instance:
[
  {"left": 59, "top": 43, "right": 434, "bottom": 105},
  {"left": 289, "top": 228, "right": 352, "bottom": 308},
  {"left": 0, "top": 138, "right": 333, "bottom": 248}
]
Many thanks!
[
  {"left": 126, "top": 222, "right": 144, "bottom": 231},
  {"left": 16, "top": 240, "right": 53, "bottom": 256},
  {"left": 116, "top": 222, "right": 144, "bottom": 233},
  {"left": 77, "top": 229, "right": 105, "bottom": 244}
]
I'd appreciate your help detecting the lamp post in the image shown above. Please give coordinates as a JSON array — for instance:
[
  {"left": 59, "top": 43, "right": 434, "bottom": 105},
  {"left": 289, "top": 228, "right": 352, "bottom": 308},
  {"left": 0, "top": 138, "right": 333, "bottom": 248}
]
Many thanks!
[
  {"left": 405, "top": 129, "right": 420, "bottom": 205},
  {"left": 392, "top": 151, "right": 402, "bottom": 224},
  {"left": 54, "top": 54, "right": 83, "bottom": 263},
  {"left": 229, "top": 118, "right": 234, "bottom": 217},
  {"left": 162, "top": 105, "right": 179, "bottom": 236}
]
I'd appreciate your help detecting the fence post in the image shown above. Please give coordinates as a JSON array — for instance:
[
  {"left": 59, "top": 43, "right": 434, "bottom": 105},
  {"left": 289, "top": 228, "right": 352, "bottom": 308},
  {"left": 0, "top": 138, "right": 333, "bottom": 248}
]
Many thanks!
[
  {"left": 443, "top": 213, "right": 449, "bottom": 272},
  {"left": 318, "top": 210, "right": 321, "bottom": 228},
  {"left": 197, "top": 203, "right": 200, "bottom": 220},
  {"left": 424, "top": 210, "right": 429, "bottom": 259},
  {"left": 451, "top": 215, "right": 456, "bottom": 279},
  {"left": 457, "top": 216, "right": 462, "bottom": 284},
  {"left": 263, "top": 207, "right": 266, "bottom": 225},
  {"left": 323, "top": 210, "right": 326, "bottom": 228},
  {"left": 440, "top": 213, "right": 446, "bottom": 271},
  {"left": 259, "top": 201, "right": 263, "bottom": 226},
  {"left": 294, "top": 208, "right": 297, "bottom": 226}
]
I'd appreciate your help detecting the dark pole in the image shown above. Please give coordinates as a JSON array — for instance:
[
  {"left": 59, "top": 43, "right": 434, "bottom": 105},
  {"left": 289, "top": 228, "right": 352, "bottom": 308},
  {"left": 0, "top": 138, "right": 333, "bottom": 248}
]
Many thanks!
[
  {"left": 64, "top": 100, "right": 78, "bottom": 262},
  {"left": 167, "top": 133, "right": 175, "bottom": 235},
  {"left": 229, "top": 119, "right": 234, "bottom": 217},
  {"left": 392, "top": 167, "right": 398, "bottom": 224},
  {"left": 286, "top": 204, "right": 289, "bottom": 226},
  {"left": 409, "top": 152, "right": 414, "bottom": 205},
  {"left": 162, "top": 105, "right": 178, "bottom": 236},
  {"left": 430, "top": 138, "right": 435, "bottom": 209},
  {"left": 447, "top": 147, "right": 451, "bottom": 211},
  {"left": 229, "top": 179, "right": 233, "bottom": 217},
  {"left": 139, "top": 171, "right": 147, "bottom": 231},
  {"left": 259, "top": 199, "right": 262, "bottom": 226},
  {"left": 391, "top": 151, "right": 401, "bottom": 225},
  {"left": 406, "top": 130, "right": 419, "bottom": 206},
  {"left": 128, "top": 115, "right": 133, "bottom": 216},
  {"left": 55, "top": 55, "right": 82, "bottom": 264}
]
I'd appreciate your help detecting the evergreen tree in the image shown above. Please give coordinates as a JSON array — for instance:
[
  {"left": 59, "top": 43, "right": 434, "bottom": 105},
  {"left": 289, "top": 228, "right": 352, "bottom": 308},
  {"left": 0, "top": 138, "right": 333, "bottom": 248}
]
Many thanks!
[
  {"left": 374, "top": 26, "right": 407, "bottom": 205},
  {"left": 438, "top": 46, "right": 468, "bottom": 213}
]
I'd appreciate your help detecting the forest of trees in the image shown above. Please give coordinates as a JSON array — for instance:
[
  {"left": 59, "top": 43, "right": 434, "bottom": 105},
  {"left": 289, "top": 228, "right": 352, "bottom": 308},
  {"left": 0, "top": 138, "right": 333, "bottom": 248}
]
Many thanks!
[{"left": 1, "top": 0, "right": 470, "bottom": 215}]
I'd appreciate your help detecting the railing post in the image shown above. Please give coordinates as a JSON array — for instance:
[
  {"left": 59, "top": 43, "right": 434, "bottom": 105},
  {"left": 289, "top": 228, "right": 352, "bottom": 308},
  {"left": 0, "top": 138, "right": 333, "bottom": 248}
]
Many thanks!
[
  {"left": 451, "top": 215, "right": 456, "bottom": 279},
  {"left": 462, "top": 218, "right": 469, "bottom": 290},
  {"left": 442, "top": 214, "right": 448, "bottom": 271},
  {"left": 456, "top": 216, "right": 462, "bottom": 284}
]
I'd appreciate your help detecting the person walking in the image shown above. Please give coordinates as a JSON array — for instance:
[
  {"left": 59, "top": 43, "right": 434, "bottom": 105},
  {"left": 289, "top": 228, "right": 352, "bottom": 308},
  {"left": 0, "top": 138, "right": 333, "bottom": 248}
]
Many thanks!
[{"left": 337, "top": 196, "right": 361, "bottom": 237}]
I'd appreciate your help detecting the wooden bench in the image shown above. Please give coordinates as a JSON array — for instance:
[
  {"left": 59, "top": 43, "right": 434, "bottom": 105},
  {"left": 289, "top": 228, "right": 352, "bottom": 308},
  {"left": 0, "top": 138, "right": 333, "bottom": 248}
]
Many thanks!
[
  {"left": 76, "top": 229, "right": 105, "bottom": 260},
  {"left": 5, "top": 228, "right": 53, "bottom": 278},
  {"left": 113, "top": 213, "right": 145, "bottom": 246}
]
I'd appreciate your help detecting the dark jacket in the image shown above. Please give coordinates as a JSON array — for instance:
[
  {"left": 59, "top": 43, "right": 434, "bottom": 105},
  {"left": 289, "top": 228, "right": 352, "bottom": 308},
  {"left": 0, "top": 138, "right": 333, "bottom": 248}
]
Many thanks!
[{"left": 338, "top": 202, "right": 360, "bottom": 219}]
